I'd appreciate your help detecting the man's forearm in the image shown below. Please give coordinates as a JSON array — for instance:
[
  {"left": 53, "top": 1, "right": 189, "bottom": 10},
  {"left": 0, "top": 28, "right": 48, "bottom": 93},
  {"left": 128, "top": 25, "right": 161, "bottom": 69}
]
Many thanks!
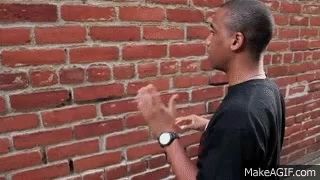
[{"left": 164, "top": 139, "right": 198, "bottom": 180}]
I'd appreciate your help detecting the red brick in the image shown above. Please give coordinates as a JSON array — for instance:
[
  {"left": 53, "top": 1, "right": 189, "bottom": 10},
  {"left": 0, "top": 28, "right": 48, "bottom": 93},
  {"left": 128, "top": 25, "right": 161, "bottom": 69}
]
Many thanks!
[
  {"left": 138, "top": 63, "right": 158, "bottom": 78},
  {"left": 310, "top": 82, "right": 320, "bottom": 92},
  {"left": 177, "top": 104, "right": 206, "bottom": 117},
  {"left": 300, "top": 28, "right": 318, "bottom": 38},
  {"left": 0, "top": 28, "right": 30, "bottom": 46},
  {"left": 310, "top": 40, "right": 320, "bottom": 49},
  {"left": 313, "top": 51, "right": 320, "bottom": 60},
  {"left": 131, "top": 166, "right": 170, "bottom": 180},
  {"left": 59, "top": 67, "right": 84, "bottom": 84},
  {"left": 297, "top": 73, "right": 316, "bottom": 82},
  {"left": 285, "top": 124, "right": 302, "bottom": 137},
  {"left": 0, "top": 97, "right": 5, "bottom": 113},
  {"left": 70, "top": 46, "right": 118, "bottom": 64},
  {"left": 288, "top": 85, "right": 306, "bottom": 97},
  {"left": 143, "top": 26, "right": 184, "bottom": 40},
  {"left": 160, "top": 61, "right": 179, "bottom": 75},
  {"left": 170, "top": 43, "right": 205, "bottom": 57},
  {"left": 106, "top": 129, "right": 149, "bottom": 149},
  {"left": 274, "top": 14, "right": 289, "bottom": 26},
  {"left": 293, "top": 52, "right": 304, "bottom": 63},
  {"left": 302, "top": 5, "right": 320, "bottom": 14},
  {"left": 123, "top": 44, "right": 167, "bottom": 60},
  {"left": 187, "top": 144, "right": 200, "bottom": 157},
  {"left": 160, "top": 92, "right": 189, "bottom": 105},
  {"left": 127, "top": 142, "right": 164, "bottom": 160},
  {"left": 0, "top": 4, "right": 57, "bottom": 22},
  {"left": 61, "top": 5, "right": 115, "bottom": 21},
  {"left": 0, "top": 138, "right": 10, "bottom": 154},
  {"left": 13, "top": 128, "right": 72, "bottom": 149},
  {"left": 0, "top": 72, "right": 28, "bottom": 91},
  {"left": 286, "top": 105, "right": 304, "bottom": 117},
  {"left": 86, "top": 65, "right": 111, "bottom": 82},
  {"left": 0, "top": 151, "right": 41, "bottom": 172},
  {"left": 127, "top": 78, "right": 170, "bottom": 95},
  {"left": 280, "top": 2, "right": 301, "bottom": 13},
  {"left": 187, "top": 26, "right": 210, "bottom": 40},
  {"left": 1, "top": 49, "right": 65, "bottom": 67},
  {"left": 42, "top": 105, "right": 97, "bottom": 127},
  {"left": 74, "top": 119, "right": 123, "bottom": 139},
  {"left": 35, "top": 26, "right": 86, "bottom": 44},
  {"left": 101, "top": 99, "right": 137, "bottom": 116},
  {"left": 90, "top": 26, "right": 140, "bottom": 41},
  {"left": 10, "top": 89, "right": 70, "bottom": 111},
  {"left": 167, "top": 9, "right": 204, "bottom": 22},
  {"left": 275, "top": 76, "right": 296, "bottom": 87},
  {"left": 289, "top": 16, "right": 309, "bottom": 26},
  {"left": 289, "top": 131, "right": 306, "bottom": 144},
  {"left": 149, "top": 154, "right": 167, "bottom": 169},
  {"left": 30, "top": 70, "right": 58, "bottom": 87},
  {"left": 0, "top": 150, "right": 42, "bottom": 173},
  {"left": 208, "top": 99, "right": 222, "bottom": 113},
  {"left": 267, "top": 65, "right": 289, "bottom": 77},
  {"left": 310, "top": 17, "right": 320, "bottom": 26},
  {"left": 209, "top": 73, "right": 228, "bottom": 85},
  {"left": 12, "top": 162, "right": 69, "bottom": 180},
  {"left": 263, "top": 0, "right": 280, "bottom": 11},
  {"left": 128, "top": 161, "right": 148, "bottom": 175},
  {"left": 271, "top": 54, "right": 282, "bottom": 64},
  {"left": 180, "top": 132, "right": 202, "bottom": 147},
  {"left": 192, "top": 0, "right": 224, "bottom": 7},
  {"left": 288, "top": 62, "right": 314, "bottom": 75},
  {"left": 74, "top": 151, "right": 122, "bottom": 172},
  {"left": 305, "top": 126, "right": 320, "bottom": 138},
  {"left": 304, "top": 51, "right": 314, "bottom": 61},
  {"left": 192, "top": 87, "right": 223, "bottom": 102},
  {"left": 174, "top": 75, "right": 209, "bottom": 88},
  {"left": 83, "top": 170, "right": 104, "bottom": 180},
  {"left": 201, "top": 59, "right": 213, "bottom": 71},
  {"left": 307, "top": 141, "right": 320, "bottom": 154},
  {"left": 181, "top": 60, "right": 199, "bottom": 73},
  {"left": 125, "top": 113, "right": 147, "bottom": 129},
  {"left": 74, "top": 83, "right": 124, "bottom": 102},
  {"left": 147, "top": 0, "right": 187, "bottom": 4},
  {"left": 119, "top": 7, "right": 165, "bottom": 22},
  {"left": 105, "top": 165, "right": 127, "bottom": 179},
  {"left": 287, "top": 149, "right": 305, "bottom": 163},
  {"left": 113, "top": 64, "right": 135, "bottom": 80},
  {"left": 0, "top": 114, "right": 39, "bottom": 133},
  {"left": 47, "top": 139, "right": 99, "bottom": 162},
  {"left": 267, "top": 41, "right": 289, "bottom": 52}
]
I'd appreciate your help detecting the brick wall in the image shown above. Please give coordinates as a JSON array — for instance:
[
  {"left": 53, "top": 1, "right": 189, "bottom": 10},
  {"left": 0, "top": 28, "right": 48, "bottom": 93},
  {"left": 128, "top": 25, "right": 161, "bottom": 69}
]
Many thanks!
[{"left": 0, "top": 0, "right": 319, "bottom": 179}]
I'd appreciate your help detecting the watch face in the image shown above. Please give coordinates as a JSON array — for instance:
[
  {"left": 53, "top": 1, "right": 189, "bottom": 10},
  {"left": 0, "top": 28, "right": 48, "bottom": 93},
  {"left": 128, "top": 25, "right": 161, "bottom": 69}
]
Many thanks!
[{"left": 159, "top": 133, "right": 171, "bottom": 145}]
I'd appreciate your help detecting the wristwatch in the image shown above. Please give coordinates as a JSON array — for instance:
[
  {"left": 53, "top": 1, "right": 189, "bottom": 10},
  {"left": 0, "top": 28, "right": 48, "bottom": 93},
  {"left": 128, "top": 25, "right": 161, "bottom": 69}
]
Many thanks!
[{"left": 158, "top": 132, "right": 179, "bottom": 148}]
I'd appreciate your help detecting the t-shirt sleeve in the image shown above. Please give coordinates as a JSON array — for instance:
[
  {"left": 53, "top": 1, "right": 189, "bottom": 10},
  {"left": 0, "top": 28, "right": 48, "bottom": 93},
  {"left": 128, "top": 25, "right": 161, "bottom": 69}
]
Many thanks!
[{"left": 196, "top": 109, "right": 266, "bottom": 180}]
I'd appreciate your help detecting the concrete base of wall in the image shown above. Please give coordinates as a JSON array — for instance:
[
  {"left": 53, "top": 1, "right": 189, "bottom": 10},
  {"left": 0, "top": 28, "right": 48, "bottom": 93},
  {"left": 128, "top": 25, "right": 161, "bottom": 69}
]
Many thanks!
[{"left": 289, "top": 151, "right": 320, "bottom": 165}]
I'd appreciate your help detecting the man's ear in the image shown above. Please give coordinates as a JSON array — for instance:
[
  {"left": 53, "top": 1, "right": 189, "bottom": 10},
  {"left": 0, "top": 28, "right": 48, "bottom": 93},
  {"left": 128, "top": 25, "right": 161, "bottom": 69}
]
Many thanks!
[{"left": 230, "top": 32, "right": 245, "bottom": 51}]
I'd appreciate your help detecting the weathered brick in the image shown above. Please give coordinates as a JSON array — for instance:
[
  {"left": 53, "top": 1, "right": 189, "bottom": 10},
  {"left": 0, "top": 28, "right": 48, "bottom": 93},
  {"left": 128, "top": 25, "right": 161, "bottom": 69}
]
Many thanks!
[
  {"left": 0, "top": 72, "right": 28, "bottom": 91},
  {"left": 35, "top": 26, "right": 86, "bottom": 44},
  {"left": 0, "top": 114, "right": 39, "bottom": 133},
  {"left": 0, "top": 28, "right": 30, "bottom": 46},
  {"left": 90, "top": 26, "right": 140, "bottom": 41},
  {"left": 61, "top": 5, "right": 115, "bottom": 21},
  {"left": 74, "top": 84, "right": 124, "bottom": 102}
]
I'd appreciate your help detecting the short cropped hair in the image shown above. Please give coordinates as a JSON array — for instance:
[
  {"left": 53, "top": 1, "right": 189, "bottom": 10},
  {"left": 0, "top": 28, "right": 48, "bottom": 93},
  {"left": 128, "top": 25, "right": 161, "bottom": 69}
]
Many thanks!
[{"left": 222, "top": 0, "right": 274, "bottom": 60}]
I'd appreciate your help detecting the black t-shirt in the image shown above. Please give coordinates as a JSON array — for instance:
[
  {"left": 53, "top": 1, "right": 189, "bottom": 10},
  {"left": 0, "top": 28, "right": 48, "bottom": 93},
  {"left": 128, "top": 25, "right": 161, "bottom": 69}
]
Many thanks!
[{"left": 197, "top": 78, "right": 285, "bottom": 180}]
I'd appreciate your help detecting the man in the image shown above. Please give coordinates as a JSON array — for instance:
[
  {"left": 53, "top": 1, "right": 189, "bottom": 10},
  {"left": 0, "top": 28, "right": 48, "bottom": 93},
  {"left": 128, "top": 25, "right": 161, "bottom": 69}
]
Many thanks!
[{"left": 136, "top": 0, "right": 285, "bottom": 179}]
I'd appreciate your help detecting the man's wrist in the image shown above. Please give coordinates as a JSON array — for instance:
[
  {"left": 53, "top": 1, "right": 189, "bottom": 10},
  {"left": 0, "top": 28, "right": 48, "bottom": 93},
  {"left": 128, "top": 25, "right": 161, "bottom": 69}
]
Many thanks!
[{"left": 158, "top": 131, "right": 179, "bottom": 148}]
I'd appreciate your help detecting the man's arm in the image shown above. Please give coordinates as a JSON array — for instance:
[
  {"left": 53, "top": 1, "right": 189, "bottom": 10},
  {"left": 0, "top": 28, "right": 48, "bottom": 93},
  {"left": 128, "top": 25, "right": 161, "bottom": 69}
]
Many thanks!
[{"left": 164, "top": 139, "right": 198, "bottom": 180}]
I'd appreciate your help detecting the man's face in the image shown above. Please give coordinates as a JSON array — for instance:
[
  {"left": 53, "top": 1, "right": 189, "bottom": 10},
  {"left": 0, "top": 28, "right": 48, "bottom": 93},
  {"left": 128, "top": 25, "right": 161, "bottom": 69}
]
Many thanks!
[{"left": 206, "top": 8, "right": 232, "bottom": 72}]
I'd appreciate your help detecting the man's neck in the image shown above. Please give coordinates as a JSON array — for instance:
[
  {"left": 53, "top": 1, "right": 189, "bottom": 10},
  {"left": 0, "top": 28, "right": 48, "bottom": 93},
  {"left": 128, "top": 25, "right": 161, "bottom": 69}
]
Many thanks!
[{"left": 227, "top": 55, "right": 266, "bottom": 86}]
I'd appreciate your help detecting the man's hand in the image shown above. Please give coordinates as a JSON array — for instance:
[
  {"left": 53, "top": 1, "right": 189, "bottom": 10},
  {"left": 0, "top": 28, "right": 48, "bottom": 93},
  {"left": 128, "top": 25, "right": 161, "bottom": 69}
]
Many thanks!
[
  {"left": 136, "top": 84, "right": 178, "bottom": 137},
  {"left": 175, "top": 114, "right": 209, "bottom": 131}
]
